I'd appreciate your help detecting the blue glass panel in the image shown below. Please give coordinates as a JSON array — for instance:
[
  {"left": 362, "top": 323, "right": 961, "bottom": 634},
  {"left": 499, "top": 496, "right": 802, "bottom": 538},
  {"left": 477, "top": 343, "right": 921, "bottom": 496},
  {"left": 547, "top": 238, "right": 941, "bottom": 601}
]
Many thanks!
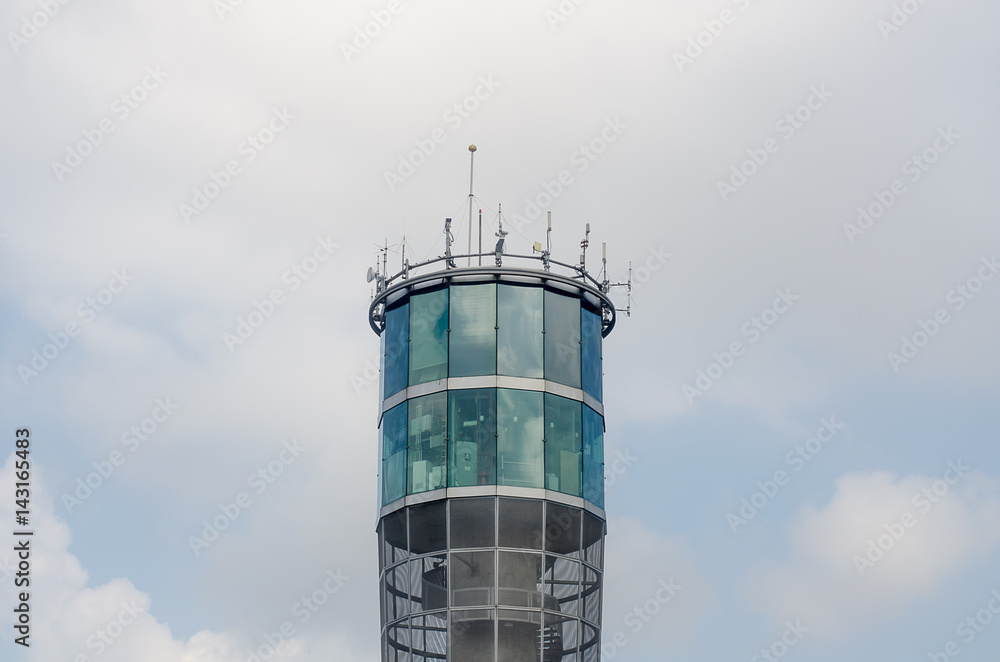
[
  {"left": 449, "top": 389, "right": 497, "bottom": 487},
  {"left": 497, "top": 389, "right": 544, "bottom": 489},
  {"left": 581, "top": 308, "right": 602, "bottom": 402},
  {"left": 498, "top": 285, "right": 543, "bottom": 378},
  {"left": 582, "top": 406, "right": 604, "bottom": 509},
  {"left": 449, "top": 284, "right": 496, "bottom": 377},
  {"left": 384, "top": 303, "right": 409, "bottom": 398}
]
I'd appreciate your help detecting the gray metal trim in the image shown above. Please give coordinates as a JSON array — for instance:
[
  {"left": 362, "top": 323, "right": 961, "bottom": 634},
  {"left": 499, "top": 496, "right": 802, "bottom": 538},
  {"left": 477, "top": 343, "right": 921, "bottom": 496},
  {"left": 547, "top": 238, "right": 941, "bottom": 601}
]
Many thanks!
[
  {"left": 380, "top": 377, "right": 604, "bottom": 416},
  {"left": 378, "top": 487, "right": 607, "bottom": 521}
]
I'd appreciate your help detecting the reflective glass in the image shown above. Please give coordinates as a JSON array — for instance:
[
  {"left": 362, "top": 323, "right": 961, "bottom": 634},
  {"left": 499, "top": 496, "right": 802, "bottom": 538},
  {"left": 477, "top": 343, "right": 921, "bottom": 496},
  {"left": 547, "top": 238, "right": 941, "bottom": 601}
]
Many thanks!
[
  {"left": 383, "top": 403, "right": 408, "bottom": 506},
  {"left": 580, "top": 308, "right": 602, "bottom": 401},
  {"left": 581, "top": 566, "right": 601, "bottom": 626},
  {"left": 410, "top": 501, "right": 447, "bottom": 555},
  {"left": 498, "top": 608, "right": 541, "bottom": 662},
  {"left": 448, "top": 389, "right": 496, "bottom": 487},
  {"left": 410, "top": 612, "right": 447, "bottom": 662},
  {"left": 451, "top": 551, "right": 495, "bottom": 607},
  {"left": 381, "top": 508, "right": 408, "bottom": 566},
  {"left": 544, "top": 555, "right": 581, "bottom": 616},
  {"left": 409, "top": 555, "right": 447, "bottom": 614},
  {"left": 545, "top": 503, "right": 581, "bottom": 558},
  {"left": 582, "top": 407, "right": 604, "bottom": 509},
  {"left": 409, "top": 289, "right": 448, "bottom": 385},
  {"left": 450, "top": 497, "right": 496, "bottom": 548},
  {"left": 384, "top": 303, "right": 409, "bottom": 398},
  {"left": 545, "top": 394, "right": 582, "bottom": 497},
  {"left": 498, "top": 285, "right": 544, "bottom": 378},
  {"left": 544, "top": 291, "right": 581, "bottom": 389},
  {"left": 582, "top": 513, "right": 604, "bottom": 568},
  {"left": 497, "top": 389, "right": 544, "bottom": 489},
  {"left": 451, "top": 609, "right": 495, "bottom": 662},
  {"left": 498, "top": 551, "right": 544, "bottom": 608},
  {"left": 499, "top": 498, "right": 543, "bottom": 550},
  {"left": 543, "top": 611, "right": 579, "bottom": 661},
  {"left": 408, "top": 393, "right": 447, "bottom": 495},
  {"left": 449, "top": 284, "right": 496, "bottom": 377}
]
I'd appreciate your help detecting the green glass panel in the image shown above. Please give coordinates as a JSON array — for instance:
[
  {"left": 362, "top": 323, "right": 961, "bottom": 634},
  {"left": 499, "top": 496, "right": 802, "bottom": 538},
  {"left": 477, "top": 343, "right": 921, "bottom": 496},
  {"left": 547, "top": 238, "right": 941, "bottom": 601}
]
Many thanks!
[
  {"left": 407, "top": 392, "right": 447, "bottom": 494},
  {"left": 382, "top": 402, "right": 407, "bottom": 505},
  {"left": 544, "top": 290, "right": 581, "bottom": 388},
  {"left": 409, "top": 289, "right": 448, "bottom": 385},
  {"left": 582, "top": 406, "right": 604, "bottom": 509},
  {"left": 498, "top": 285, "right": 543, "bottom": 378},
  {"left": 449, "top": 284, "right": 496, "bottom": 377},
  {"left": 581, "top": 307, "right": 602, "bottom": 401},
  {"left": 544, "top": 394, "right": 582, "bottom": 497},
  {"left": 449, "top": 389, "right": 496, "bottom": 487},
  {"left": 497, "top": 389, "right": 543, "bottom": 489}
]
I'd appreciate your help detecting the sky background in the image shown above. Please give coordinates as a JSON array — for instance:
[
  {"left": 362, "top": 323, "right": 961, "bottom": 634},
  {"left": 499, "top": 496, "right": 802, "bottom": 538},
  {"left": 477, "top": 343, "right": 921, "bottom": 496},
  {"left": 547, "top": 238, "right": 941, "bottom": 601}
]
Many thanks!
[{"left": 2, "top": 0, "right": 999, "bottom": 661}]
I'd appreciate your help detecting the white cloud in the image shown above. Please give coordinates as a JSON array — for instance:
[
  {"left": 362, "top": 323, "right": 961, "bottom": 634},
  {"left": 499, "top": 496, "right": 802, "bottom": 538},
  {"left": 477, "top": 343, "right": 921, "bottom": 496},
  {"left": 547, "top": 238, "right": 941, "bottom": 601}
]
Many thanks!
[{"left": 740, "top": 467, "right": 1000, "bottom": 636}]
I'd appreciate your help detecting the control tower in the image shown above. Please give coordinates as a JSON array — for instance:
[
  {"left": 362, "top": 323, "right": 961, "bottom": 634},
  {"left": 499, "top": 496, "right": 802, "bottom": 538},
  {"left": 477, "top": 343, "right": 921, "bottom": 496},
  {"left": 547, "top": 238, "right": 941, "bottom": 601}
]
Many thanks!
[{"left": 367, "top": 192, "right": 624, "bottom": 661}]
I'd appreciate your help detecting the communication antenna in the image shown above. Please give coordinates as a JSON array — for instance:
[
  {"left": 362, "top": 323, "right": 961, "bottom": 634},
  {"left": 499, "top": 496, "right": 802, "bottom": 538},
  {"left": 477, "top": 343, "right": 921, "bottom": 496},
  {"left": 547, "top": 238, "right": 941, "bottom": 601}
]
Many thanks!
[
  {"left": 494, "top": 203, "right": 508, "bottom": 267},
  {"left": 579, "top": 223, "right": 591, "bottom": 275},
  {"left": 478, "top": 209, "right": 483, "bottom": 267},
  {"left": 601, "top": 243, "right": 632, "bottom": 318},
  {"left": 444, "top": 218, "right": 456, "bottom": 268},
  {"left": 532, "top": 211, "right": 552, "bottom": 271},
  {"left": 467, "top": 145, "right": 476, "bottom": 266}
]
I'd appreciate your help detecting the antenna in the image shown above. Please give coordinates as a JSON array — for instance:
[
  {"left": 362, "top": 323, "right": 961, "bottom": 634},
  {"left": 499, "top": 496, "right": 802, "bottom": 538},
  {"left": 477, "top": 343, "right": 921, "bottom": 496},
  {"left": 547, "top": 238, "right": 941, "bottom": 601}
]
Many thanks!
[
  {"left": 478, "top": 208, "right": 483, "bottom": 267},
  {"left": 494, "top": 203, "right": 508, "bottom": 267},
  {"left": 467, "top": 145, "right": 476, "bottom": 267},
  {"left": 444, "top": 218, "right": 456, "bottom": 268},
  {"left": 579, "top": 223, "right": 591, "bottom": 275},
  {"left": 533, "top": 211, "right": 552, "bottom": 271}
]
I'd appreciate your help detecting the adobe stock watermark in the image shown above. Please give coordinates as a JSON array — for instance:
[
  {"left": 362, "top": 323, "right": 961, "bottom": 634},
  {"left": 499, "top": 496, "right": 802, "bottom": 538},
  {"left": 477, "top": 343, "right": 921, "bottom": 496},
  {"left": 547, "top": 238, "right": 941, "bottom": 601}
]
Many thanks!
[
  {"left": 886, "top": 255, "right": 997, "bottom": 373},
  {"left": 213, "top": 0, "right": 249, "bottom": 21},
  {"left": 51, "top": 66, "right": 170, "bottom": 183},
  {"left": 76, "top": 600, "right": 146, "bottom": 659},
  {"left": 843, "top": 127, "right": 960, "bottom": 244},
  {"left": 878, "top": 0, "right": 934, "bottom": 41},
  {"left": 544, "top": 0, "right": 594, "bottom": 31},
  {"left": 507, "top": 117, "right": 628, "bottom": 234},
  {"left": 17, "top": 269, "right": 135, "bottom": 386},
  {"left": 61, "top": 398, "right": 180, "bottom": 515},
  {"left": 178, "top": 107, "right": 296, "bottom": 223},
  {"left": 748, "top": 621, "right": 810, "bottom": 662},
  {"left": 223, "top": 235, "right": 339, "bottom": 354},
  {"left": 672, "top": 0, "right": 761, "bottom": 73},
  {"left": 245, "top": 567, "right": 351, "bottom": 662},
  {"left": 189, "top": 439, "right": 306, "bottom": 556},
  {"left": 683, "top": 288, "right": 800, "bottom": 405},
  {"left": 727, "top": 416, "right": 846, "bottom": 534},
  {"left": 340, "top": 0, "right": 411, "bottom": 62},
  {"left": 928, "top": 588, "right": 1000, "bottom": 661},
  {"left": 600, "top": 578, "right": 682, "bottom": 659},
  {"left": 716, "top": 85, "right": 834, "bottom": 202},
  {"left": 852, "top": 459, "right": 970, "bottom": 576},
  {"left": 384, "top": 76, "right": 502, "bottom": 191},
  {"left": 7, "top": 0, "right": 76, "bottom": 55}
]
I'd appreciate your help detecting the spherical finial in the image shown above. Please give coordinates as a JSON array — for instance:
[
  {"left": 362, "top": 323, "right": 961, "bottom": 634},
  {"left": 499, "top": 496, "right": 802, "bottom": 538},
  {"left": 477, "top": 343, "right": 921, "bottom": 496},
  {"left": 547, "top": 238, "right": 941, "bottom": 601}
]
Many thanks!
[{"left": 469, "top": 144, "right": 477, "bottom": 152}]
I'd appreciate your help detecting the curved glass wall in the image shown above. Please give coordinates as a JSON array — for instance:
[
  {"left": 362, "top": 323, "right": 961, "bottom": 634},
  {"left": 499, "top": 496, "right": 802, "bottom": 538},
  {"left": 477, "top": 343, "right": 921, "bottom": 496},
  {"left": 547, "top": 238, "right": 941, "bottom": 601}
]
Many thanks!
[
  {"left": 382, "top": 388, "right": 604, "bottom": 507},
  {"left": 378, "top": 497, "right": 605, "bottom": 662},
  {"left": 393, "top": 283, "right": 602, "bottom": 397}
]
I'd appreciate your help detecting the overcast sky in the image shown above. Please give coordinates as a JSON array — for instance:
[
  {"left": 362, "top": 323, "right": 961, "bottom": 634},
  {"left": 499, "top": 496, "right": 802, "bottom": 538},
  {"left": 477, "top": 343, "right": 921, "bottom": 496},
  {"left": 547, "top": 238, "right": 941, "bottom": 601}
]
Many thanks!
[{"left": 2, "top": 1, "right": 999, "bottom": 661}]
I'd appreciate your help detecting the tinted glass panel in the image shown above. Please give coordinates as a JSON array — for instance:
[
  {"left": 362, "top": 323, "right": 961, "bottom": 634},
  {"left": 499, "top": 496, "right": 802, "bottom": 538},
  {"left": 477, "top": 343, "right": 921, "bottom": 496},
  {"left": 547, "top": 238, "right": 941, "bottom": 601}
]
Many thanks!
[
  {"left": 409, "top": 289, "right": 448, "bottom": 385},
  {"left": 544, "top": 611, "right": 579, "bottom": 661},
  {"left": 582, "top": 513, "right": 604, "bottom": 568},
  {"left": 545, "top": 503, "right": 581, "bottom": 558},
  {"left": 544, "top": 290, "right": 581, "bottom": 388},
  {"left": 383, "top": 402, "right": 408, "bottom": 505},
  {"left": 449, "top": 284, "right": 496, "bottom": 377},
  {"left": 498, "top": 551, "right": 544, "bottom": 608},
  {"left": 498, "top": 285, "right": 544, "bottom": 378},
  {"left": 410, "top": 501, "right": 447, "bottom": 554},
  {"left": 449, "top": 389, "right": 496, "bottom": 487},
  {"left": 409, "top": 555, "right": 447, "bottom": 614},
  {"left": 582, "top": 407, "right": 604, "bottom": 509},
  {"left": 545, "top": 394, "right": 582, "bottom": 497},
  {"left": 381, "top": 508, "right": 408, "bottom": 567},
  {"left": 497, "top": 389, "right": 543, "bottom": 489},
  {"left": 451, "top": 610, "right": 495, "bottom": 662},
  {"left": 384, "top": 303, "right": 409, "bottom": 398},
  {"left": 499, "top": 498, "right": 543, "bottom": 550},
  {"left": 408, "top": 392, "right": 447, "bottom": 494},
  {"left": 580, "top": 308, "right": 602, "bottom": 401},
  {"left": 545, "top": 555, "right": 581, "bottom": 616},
  {"left": 581, "top": 567, "right": 601, "bottom": 626},
  {"left": 451, "top": 497, "right": 496, "bottom": 549},
  {"left": 451, "top": 551, "right": 495, "bottom": 607},
  {"left": 498, "top": 608, "right": 541, "bottom": 662}
]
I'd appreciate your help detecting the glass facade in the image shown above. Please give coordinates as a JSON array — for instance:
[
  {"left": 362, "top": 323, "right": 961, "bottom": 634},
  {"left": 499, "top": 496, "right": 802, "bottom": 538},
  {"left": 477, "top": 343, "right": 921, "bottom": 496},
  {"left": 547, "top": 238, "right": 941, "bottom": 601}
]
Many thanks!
[
  {"left": 449, "top": 389, "right": 496, "bottom": 488},
  {"left": 408, "top": 393, "right": 448, "bottom": 495},
  {"left": 389, "top": 283, "right": 601, "bottom": 395},
  {"left": 378, "top": 498, "right": 605, "bottom": 662}
]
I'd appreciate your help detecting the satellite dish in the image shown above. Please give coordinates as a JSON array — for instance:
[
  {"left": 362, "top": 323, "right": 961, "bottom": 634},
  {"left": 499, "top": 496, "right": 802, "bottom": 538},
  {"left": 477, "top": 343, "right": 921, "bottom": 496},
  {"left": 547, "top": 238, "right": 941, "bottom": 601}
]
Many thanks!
[{"left": 366, "top": 267, "right": 375, "bottom": 283}]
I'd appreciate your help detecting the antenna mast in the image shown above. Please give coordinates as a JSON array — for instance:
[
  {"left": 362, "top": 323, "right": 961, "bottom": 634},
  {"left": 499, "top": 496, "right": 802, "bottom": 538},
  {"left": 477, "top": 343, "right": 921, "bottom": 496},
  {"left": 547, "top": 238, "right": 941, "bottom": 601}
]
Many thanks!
[{"left": 467, "top": 145, "right": 476, "bottom": 266}]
